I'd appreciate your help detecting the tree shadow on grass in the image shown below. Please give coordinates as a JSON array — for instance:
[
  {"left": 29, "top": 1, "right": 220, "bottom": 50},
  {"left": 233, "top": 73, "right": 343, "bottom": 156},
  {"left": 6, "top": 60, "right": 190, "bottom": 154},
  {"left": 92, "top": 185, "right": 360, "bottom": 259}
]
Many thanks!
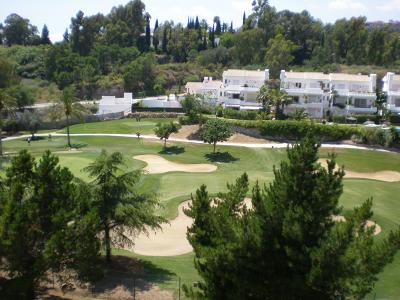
[
  {"left": 69, "top": 143, "right": 88, "bottom": 149},
  {"left": 90, "top": 255, "right": 176, "bottom": 294},
  {"left": 204, "top": 152, "right": 239, "bottom": 163},
  {"left": 159, "top": 146, "right": 185, "bottom": 155}
]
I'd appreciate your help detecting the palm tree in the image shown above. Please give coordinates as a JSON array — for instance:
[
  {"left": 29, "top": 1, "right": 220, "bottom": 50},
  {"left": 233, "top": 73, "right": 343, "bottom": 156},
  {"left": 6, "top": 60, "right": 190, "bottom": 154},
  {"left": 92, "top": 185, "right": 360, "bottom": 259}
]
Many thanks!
[
  {"left": 375, "top": 89, "right": 387, "bottom": 123},
  {"left": 257, "top": 83, "right": 292, "bottom": 119},
  {"left": 84, "top": 150, "right": 166, "bottom": 263},
  {"left": 51, "top": 85, "right": 86, "bottom": 148}
]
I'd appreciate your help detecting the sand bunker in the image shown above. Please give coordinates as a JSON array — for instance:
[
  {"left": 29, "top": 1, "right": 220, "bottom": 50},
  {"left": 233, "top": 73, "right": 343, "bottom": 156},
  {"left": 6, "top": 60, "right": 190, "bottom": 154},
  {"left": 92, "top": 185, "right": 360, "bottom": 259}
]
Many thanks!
[
  {"left": 332, "top": 215, "right": 381, "bottom": 235},
  {"left": 131, "top": 198, "right": 381, "bottom": 256},
  {"left": 133, "top": 201, "right": 193, "bottom": 256},
  {"left": 133, "top": 155, "right": 217, "bottom": 174},
  {"left": 318, "top": 159, "right": 400, "bottom": 182}
]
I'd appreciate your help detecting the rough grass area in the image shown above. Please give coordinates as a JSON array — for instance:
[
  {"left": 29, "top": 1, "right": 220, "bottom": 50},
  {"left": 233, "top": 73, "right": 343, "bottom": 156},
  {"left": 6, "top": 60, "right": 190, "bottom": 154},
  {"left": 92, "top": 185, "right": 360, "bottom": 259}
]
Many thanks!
[{"left": 3, "top": 136, "right": 400, "bottom": 299}]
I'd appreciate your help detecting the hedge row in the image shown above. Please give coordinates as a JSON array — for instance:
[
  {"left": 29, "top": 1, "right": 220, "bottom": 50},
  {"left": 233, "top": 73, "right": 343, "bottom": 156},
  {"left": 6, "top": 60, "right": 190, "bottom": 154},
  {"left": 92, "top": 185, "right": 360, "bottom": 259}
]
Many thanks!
[
  {"left": 221, "top": 119, "right": 360, "bottom": 141},
  {"left": 223, "top": 109, "right": 269, "bottom": 121}
]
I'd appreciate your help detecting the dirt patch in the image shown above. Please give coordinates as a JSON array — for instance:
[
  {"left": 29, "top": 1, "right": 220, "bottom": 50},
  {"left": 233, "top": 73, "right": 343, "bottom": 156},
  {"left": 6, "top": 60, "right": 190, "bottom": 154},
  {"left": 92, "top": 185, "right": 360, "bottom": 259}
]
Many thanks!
[
  {"left": 170, "top": 124, "right": 201, "bottom": 140},
  {"left": 228, "top": 133, "right": 272, "bottom": 144},
  {"left": 134, "top": 154, "right": 217, "bottom": 174},
  {"left": 318, "top": 159, "right": 400, "bottom": 182},
  {"left": 332, "top": 215, "right": 381, "bottom": 235},
  {"left": 133, "top": 201, "right": 193, "bottom": 256}
]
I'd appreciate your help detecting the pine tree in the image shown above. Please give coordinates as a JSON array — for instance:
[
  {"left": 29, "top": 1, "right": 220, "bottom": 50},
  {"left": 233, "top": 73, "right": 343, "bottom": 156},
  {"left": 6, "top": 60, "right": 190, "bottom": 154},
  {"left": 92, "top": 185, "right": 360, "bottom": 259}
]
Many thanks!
[
  {"left": 230, "top": 21, "right": 234, "bottom": 33},
  {"left": 195, "top": 16, "right": 200, "bottom": 30},
  {"left": 243, "top": 11, "right": 246, "bottom": 26},
  {"left": 186, "top": 135, "right": 400, "bottom": 299},
  {"left": 40, "top": 24, "right": 51, "bottom": 44},
  {"left": 0, "top": 151, "right": 102, "bottom": 298}
]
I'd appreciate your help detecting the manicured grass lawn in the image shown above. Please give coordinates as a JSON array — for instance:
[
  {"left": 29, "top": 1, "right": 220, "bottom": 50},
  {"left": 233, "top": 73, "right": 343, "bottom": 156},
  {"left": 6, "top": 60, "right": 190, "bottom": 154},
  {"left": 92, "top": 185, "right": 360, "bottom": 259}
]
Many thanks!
[
  {"left": 3, "top": 136, "right": 400, "bottom": 299},
  {"left": 320, "top": 148, "right": 400, "bottom": 173},
  {"left": 57, "top": 118, "right": 177, "bottom": 135}
]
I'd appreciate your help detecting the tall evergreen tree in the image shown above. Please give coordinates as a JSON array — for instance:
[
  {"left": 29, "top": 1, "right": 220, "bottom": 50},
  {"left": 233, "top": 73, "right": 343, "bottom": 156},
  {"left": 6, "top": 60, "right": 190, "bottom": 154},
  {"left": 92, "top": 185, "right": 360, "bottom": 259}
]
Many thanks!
[
  {"left": 153, "top": 19, "right": 159, "bottom": 52},
  {"left": 243, "top": 11, "right": 246, "bottom": 26},
  {"left": 145, "top": 16, "right": 151, "bottom": 51},
  {"left": 230, "top": 21, "right": 234, "bottom": 32},
  {"left": 84, "top": 150, "right": 166, "bottom": 262},
  {"left": 186, "top": 135, "right": 400, "bottom": 299},
  {"left": 40, "top": 24, "right": 51, "bottom": 44},
  {"left": 0, "top": 151, "right": 102, "bottom": 298},
  {"left": 195, "top": 16, "right": 200, "bottom": 30},
  {"left": 162, "top": 27, "right": 168, "bottom": 53},
  {"left": 62, "top": 28, "right": 69, "bottom": 43}
]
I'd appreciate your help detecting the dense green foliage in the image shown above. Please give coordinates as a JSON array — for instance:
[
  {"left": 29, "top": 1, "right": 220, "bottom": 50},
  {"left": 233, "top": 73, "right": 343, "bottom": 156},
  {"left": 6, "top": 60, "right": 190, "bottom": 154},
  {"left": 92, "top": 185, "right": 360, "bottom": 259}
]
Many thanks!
[
  {"left": 0, "top": 151, "right": 102, "bottom": 298},
  {"left": 154, "top": 121, "right": 181, "bottom": 149},
  {"left": 185, "top": 136, "right": 400, "bottom": 299},
  {"left": 84, "top": 150, "right": 165, "bottom": 262},
  {"left": 200, "top": 118, "right": 233, "bottom": 153},
  {"left": 1, "top": 0, "right": 400, "bottom": 101}
]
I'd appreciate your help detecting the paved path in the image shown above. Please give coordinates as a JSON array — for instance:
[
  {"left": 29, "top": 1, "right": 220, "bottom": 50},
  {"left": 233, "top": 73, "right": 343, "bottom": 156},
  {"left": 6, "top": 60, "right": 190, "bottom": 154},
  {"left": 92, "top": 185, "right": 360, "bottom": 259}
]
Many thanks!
[{"left": 3, "top": 132, "right": 398, "bottom": 153}]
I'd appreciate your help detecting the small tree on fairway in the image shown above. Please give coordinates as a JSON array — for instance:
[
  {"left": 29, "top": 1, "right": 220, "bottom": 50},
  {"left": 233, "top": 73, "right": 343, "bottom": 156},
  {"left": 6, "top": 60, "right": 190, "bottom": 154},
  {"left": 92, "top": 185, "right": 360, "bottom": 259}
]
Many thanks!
[
  {"left": 186, "top": 134, "right": 400, "bottom": 299},
  {"left": 200, "top": 118, "right": 233, "bottom": 154},
  {"left": 0, "top": 150, "right": 101, "bottom": 299},
  {"left": 154, "top": 122, "right": 181, "bottom": 149},
  {"left": 84, "top": 150, "right": 166, "bottom": 263}
]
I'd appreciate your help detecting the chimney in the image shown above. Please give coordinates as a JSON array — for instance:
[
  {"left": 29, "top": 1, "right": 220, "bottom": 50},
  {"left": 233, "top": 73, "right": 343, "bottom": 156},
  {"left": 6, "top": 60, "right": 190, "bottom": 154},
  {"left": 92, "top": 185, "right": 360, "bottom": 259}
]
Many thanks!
[
  {"left": 370, "top": 74, "right": 377, "bottom": 92},
  {"left": 280, "top": 70, "right": 286, "bottom": 82},
  {"left": 265, "top": 69, "right": 270, "bottom": 81}
]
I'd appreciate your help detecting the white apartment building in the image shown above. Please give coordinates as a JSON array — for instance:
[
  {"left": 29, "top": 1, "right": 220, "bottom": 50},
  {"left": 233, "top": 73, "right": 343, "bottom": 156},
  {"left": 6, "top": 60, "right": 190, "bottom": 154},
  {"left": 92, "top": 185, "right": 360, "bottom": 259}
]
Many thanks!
[
  {"left": 185, "top": 77, "right": 223, "bottom": 103},
  {"left": 221, "top": 69, "right": 269, "bottom": 110},
  {"left": 382, "top": 72, "right": 400, "bottom": 114},
  {"left": 280, "top": 71, "right": 377, "bottom": 118}
]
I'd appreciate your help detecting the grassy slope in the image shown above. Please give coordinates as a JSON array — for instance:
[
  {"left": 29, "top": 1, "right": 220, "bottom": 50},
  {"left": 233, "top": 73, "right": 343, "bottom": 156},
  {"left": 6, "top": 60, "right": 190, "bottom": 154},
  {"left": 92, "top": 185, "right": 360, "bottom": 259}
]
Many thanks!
[
  {"left": 3, "top": 136, "right": 400, "bottom": 299},
  {"left": 57, "top": 118, "right": 177, "bottom": 135}
]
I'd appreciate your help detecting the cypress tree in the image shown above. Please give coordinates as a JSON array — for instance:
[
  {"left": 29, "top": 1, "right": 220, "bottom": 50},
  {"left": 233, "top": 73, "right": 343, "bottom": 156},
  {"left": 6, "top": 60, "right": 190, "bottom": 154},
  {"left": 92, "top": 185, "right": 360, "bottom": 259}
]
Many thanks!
[
  {"left": 230, "top": 21, "right": 234, "bottom": 33},
  {"left": 145, "top": 17, "right": 151, "bottom": 51},
  {"left": 209, "top": 25, "right": 215, "bottom": 48},
  {"left": 162, "top": 27, "right": 168, "bottom": 53},
  {"left": 63, "top": 28, "right": 69, "bottom": 43},
  {"left": 40, "top": 24, "right": 51, "bottom": 45},
  {"left": 195, "top": 16, "right": 200, "bottom": 30},
  {"left": 243, "top": 11, "right": 246, "bottom": 26},
  {"left": 153, "top": 19, "right": 159, "bottom": 52}
]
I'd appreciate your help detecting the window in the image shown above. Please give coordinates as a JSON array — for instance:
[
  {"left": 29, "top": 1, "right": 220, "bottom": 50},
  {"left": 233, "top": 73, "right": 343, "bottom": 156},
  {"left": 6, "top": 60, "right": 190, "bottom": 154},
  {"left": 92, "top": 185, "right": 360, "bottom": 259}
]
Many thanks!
[
  {"left": 293, "top": 96, "right": 299, "bottom": 103},
  {"left": 395, "top": 98, "right": 400, "bottom": 107},
  {"left": 354, "top": 98, "right": 368, "bottom": 108},
  {"left": 295, "top": 82, "right": 302, "bottom": 88},
  {"left": 232, "top": 93, "right": 240, "bottom": 99}
]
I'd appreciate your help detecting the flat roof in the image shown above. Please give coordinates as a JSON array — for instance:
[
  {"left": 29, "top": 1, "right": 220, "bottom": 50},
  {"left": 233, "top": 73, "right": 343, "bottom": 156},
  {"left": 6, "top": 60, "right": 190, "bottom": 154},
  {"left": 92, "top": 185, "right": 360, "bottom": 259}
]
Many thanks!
[
  {"left": 284, "top": 72, "right": 329, "bottom": 80},
  {"left": 329, "top": 73, "right": 370, "bottom": 82},
  {"left": 223, "top": 69, "right": 266, "bottom": 77}
]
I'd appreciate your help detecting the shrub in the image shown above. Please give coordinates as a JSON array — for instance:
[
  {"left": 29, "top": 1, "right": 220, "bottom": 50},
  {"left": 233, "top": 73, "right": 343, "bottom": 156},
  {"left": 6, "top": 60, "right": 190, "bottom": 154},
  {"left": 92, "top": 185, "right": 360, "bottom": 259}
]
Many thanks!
[
  {"left": 353, "top": 127, "right": 399, "bottom": 147},
  {"left": 258, "top": 120, "right": 359, "bottom": 141}
]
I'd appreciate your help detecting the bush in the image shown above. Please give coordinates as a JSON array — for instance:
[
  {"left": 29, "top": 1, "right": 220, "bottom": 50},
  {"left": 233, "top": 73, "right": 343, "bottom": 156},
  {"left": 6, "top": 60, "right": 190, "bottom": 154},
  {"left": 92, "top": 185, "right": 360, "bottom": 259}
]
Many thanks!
[
  {"left": 218, "top": 119, "right": 359, "bottom": 142},
  {"left": 223, "top": 109, "right": 270, "bottom": 121},
  {"left": 179, "top": 115, "right": 206, "bottom": 125},
  {"left": 332, "top": 114, "right": 378, "bottom": 124},
  {"left": 352, "top": 127, "right": 399, "bottom": 147},
  {"left": 3, "top": 119, "right": 23, "bottom": 135},
  {"left": 258, "top": 121, "right": 359, "bottom": 141}
]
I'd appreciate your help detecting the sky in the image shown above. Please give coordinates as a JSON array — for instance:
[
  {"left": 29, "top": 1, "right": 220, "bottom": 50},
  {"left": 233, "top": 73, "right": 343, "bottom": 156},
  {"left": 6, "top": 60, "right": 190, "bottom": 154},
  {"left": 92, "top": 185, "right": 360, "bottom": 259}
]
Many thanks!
[{"left": 1, "top": 0, "right": 400, "bottom": 42}]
